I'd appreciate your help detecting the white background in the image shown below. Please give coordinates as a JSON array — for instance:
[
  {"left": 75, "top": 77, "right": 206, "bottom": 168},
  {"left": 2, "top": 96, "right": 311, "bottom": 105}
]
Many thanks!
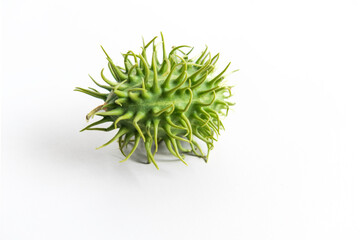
[{"left": 1, "top": 0, "right": 360, "bottom": 239}]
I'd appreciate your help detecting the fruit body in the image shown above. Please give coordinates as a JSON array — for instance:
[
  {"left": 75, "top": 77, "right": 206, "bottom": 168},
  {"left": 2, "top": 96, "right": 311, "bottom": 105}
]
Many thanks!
[{"left": 75, "top": 33, "right": 235, "bottom": 169}]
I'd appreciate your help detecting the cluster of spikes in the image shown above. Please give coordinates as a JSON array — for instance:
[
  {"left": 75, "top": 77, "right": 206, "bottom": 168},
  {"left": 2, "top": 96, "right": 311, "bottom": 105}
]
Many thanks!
[{"left": 75, "top": 33, "right": 236, "bottom": 169}]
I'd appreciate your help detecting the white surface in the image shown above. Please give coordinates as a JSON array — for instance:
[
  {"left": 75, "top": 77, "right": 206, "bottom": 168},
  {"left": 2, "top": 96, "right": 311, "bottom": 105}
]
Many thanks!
[{"left": 1, "top": 0, "right": 360, "bottom": 239}]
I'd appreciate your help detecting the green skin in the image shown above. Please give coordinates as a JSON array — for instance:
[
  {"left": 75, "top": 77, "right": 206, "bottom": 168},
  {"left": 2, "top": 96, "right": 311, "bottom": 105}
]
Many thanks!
[{"left": 75, "top": 33, "right": 235, "bottom": 169}]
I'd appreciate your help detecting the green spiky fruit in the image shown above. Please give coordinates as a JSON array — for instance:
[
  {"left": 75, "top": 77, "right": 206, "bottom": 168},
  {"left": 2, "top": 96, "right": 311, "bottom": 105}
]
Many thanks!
[{"left": 75, "top": 33, "right": 235, "bottom": 169}]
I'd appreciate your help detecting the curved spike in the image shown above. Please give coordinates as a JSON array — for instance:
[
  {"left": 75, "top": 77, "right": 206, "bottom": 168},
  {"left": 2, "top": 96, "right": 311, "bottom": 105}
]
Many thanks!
[
  {"left": 215, "top": 100, "right": 230, "bottom": 116},
  {"left": 101, "top": 102, "right": 117, "bottom": 109},
  {"left": 153, "top": 104, "right": 174, "bottom": 117},
  {"left": 188, "top": 141, "right": 205, "bottom": 159},
  {"left": 128, "top": 91, "right": 141, "bottom": 102},
  {"left": 85, "top": 104, "right": 106, "bottom": 121},
  {"left": 168, "top": 54, "right": 188, "bottom": 88},
  {"left": 153, "top": 119, "right": 160, "bottom": 153},
  {"left": 219, "top": 120, "right": 225, "bottom": 130},
  {"left": 199, "top": 126, "right": 212, "bottom": 137},
  {"left": 114, "top": 111, "right": 134, "bottom": 128},
  {"left": 83, "top": 126, "right": 114, "bottom": 132},
  {"left": 163, "top": 62, "right": 182, "bottom": 88},
  {"left": 174, "top": 54, "right": 187, "bottom": 72},
  {"left": 195, "top": 45, "right": 208, "bottom": 64},
  {"left": 144, "top": 36, "right": 158, "bottom": 49},
  {"left": 114, "top": 89, "right": 127, "bottom": 98},
  {"left": 96, "top": 107, "right": 124, "bottom": 117},
  {"left": 166, "top": 116, "right": 187, "bottom": 131},
  {"left": 189, "top": 139, "right": 206, "bottom": 161},
  {"left": 164, "top": 138, "right": 177, "bottom": 157},
  {"left": 225, "top": 86, "right": 233, "bottom": 97},
  {"left": 96, "top": 127, "right": 129, "bottom": 149},
  {"left": 127, "top": 63, "right": 138, "bottom": 82},
  {"left": 141, "top": 36, "right": 158, "bottom": 65},
  {"left": 193, "top": 112, "right": 212, "bottom": 130},
  {"left": 129, "top": 87, "right": 148, "bottom": 99},
  {"left": 128, "top": 87, "right": 147, "bottom": 93},
  {"left": 176, "top": 140, "right": 192, "bottom": 153},
  {"left": 74, "top": 87, "right": 107, "bottom": 101},
  {"left": 80, "top": 118, "right": 111, "bottom": 132},
  {"left": 208, "top": 62, "right": 231, "bottom": 85},
  {"left": 180, "top": 113, "right": 193, "bottom": 142},
  {"left": 107, "top": 62, "right": 117, "bottom": 81},
  {"left": 115, "top": 98, "right": 126, "bottom": 106},
  {"left": 200, "top": 52, "right": 210, "bottom": 65},
  {"left": 118, "top": 133, "right": 136, "bottom": 156},
  {"left": 159, "top": 58, "right": 171, "bottom": 76},
  {"left": 197, "top": 90, "right": 216, "bottom": 106},
  {"left": 88, "top": 87, "right": 99, "bottom": 92},
  {"left": 100, "top": 68, "right": 117, "bottom": 86},
  {"left": 200, "top": 122, "right": 213, "bottom": 134},
  {"left": 169, "top": 138, "right": 187, "bottom": 165},
  {"left": 176, "top": 48, "right": 187, "bottom": 55},
  {"left": 178, "top": 119, "right": 189, "bottom": 137},
  {"left": 199, "top": 86, "right": 225, "bottom": 96},
  {"left": 113, "top": 79, "right": 128, "bottom": 91},
  {"left": 123, "top": 132, "right": 134, "bottom": 148},
  {"left": 207, "top": 108, "right": 221, "bottom": 131},
  {"left": 187, "top": 62, "right": 203, "bottom": 67},
  {"left": 88, "top": 75, "right": 112, "bottom": 91},
  {"left": 194, "top": 128, "right": 211, "bottom": 144},
  {"left": 164, "top": 125, "right": 190, "bottom": 143},
  {"left": 160, "top": 32, "right": 167, "bottom": 60},
  {"left": 210, "top": 53, "right": 220, "bottom": 65},
  {"left": 152, "top": 40, "right": 160, "bottom": 66},
  {"left": 117, "top": 65, "right": 126, "bottom": 71},
  {"left": 186, "top": 47, "right": 194, "bottom": 56},
  {"left": 206, "top": 142, "right": 212, "bottom": 160},
  {"left": 125, "top": 50, "right": 138, "bottom": 64},
  {"left": 200, "top": 108, "right": 219, "bottom": 134},
  {"left": 137, "top": 54, "right": 150, "bottom": 87},
  {"left": 193, "top": 112, "right": 206, "bottom": 123},
  {"left": 100, "top": 45, "right": 111, "bottom": 58},
  {"left": 166, "top": 71, "right": 188, "bottom": 95},
  {"left": 107, "top": 59, "right": 127, "bottom": 81},
  {"left": 192, "top": 140, "right": 205, "bottom": 157},
  {"left": 145, "top": 120, "right": 152, "bottom": 138},
  {"left": 223, "top": 69, "right": 240, "bottom": 80},
  {"left": 133, "top": 111, "right": 146, "bottom": 141},
  {"left": 189, "top": 53, "right": 212, "bottom": 81},
  {"left": 204, "top": 121, "right": 219, "bottom": 138},
  {"left": 179, "top": 88, "right": 193, "bottom": 113},
  {"left": 168, "top": 45, "right": 191, "bottom": 57},
  {"left": 140, "top": 36, "right": 146, "bottom": 67},
  {"left": 191, "top": 71, "right": 208, "bottom": 89},
  {"left": 151, "top": 48, "right": 160, "bottom": 93},
  {"left": 119, "top": 134, "right": 141, "bottom": 163},
  {"left": 158, "top": 32, "right": 170, "bottom": 74},
  {"left": 123, "top": 54, "right": 133, "bottom": 73},
  {"left": 118, "top": 134, "right": 127, "bottom": 156},
  {"left": 145, "top": 137, "right": 159, "bottom": 169},
  {"left": 164, "top": 138, "right": 187, "bottom": 165}
]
